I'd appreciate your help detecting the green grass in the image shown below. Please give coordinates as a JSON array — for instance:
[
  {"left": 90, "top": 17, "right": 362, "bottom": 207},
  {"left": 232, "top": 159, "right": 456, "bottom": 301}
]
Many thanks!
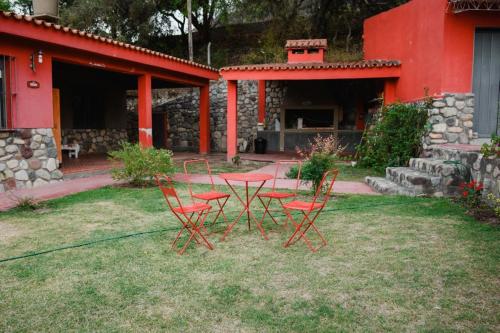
[
  {"left": 333, "top": 162, "right": 384, "bottom": 182},
  {"left": 0, "top": 185, "right": 499, "bottom": 332}
]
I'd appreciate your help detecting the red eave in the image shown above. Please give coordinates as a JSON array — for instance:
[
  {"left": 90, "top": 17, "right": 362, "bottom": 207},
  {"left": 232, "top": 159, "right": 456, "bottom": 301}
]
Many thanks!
[
  {"left": 220, "top": 60, "right": 401, "bottom": 80},
  {"left": 0, "top": 12, "right": 219, "bottom": 81}
]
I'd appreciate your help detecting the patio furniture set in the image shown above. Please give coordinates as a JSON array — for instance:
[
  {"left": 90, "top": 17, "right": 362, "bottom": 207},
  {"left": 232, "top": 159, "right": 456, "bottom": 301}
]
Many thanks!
[{"left": 155, "top": 159, "right": 339, "bottom": 255}]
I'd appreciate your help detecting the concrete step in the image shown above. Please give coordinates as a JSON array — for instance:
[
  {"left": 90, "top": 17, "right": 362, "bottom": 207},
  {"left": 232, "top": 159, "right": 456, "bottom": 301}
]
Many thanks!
[
  {"left": 385, "top": 167, "right": 443, "bottom": 196},
  {"left": 365, "top": 177, "right": 420, "bottom": 196},
  {"left": 409, "top": 158, "right": 458, "bottom": 177}
]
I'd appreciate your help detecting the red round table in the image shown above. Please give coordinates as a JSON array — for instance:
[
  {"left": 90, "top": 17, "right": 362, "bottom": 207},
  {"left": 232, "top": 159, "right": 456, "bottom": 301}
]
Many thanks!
[{"left": 219, "top": 173, "right": 274, "bottom": 241}]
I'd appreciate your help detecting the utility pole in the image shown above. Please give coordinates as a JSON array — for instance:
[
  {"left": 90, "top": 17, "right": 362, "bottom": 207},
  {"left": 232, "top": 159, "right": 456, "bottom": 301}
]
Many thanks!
[{"left": 187, "top": 0, "right": 193, "bottom": 61}]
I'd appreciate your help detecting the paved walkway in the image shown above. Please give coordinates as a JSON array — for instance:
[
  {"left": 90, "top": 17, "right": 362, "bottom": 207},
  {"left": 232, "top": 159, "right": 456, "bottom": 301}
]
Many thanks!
[{"left": 0, "top": 166, "right": 376, "bottom": 211}]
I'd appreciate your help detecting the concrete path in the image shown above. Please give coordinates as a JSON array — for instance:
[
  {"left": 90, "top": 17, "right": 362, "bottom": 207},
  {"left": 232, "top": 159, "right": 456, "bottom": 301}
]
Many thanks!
[{"left": 0, "top": 166, "right": 376, "bottom": 211}]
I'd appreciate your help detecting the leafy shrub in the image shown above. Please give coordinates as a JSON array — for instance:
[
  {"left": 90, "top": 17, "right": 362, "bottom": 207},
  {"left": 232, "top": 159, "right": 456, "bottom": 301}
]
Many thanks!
[
  {"left": 288, "top": 134, "right": 344, "bottom": 192},
  {"left": 458, "top": 180, "right": 484, "bottom": 209},
  {"left": 480, "top": 134, "right": 500, "bottom": 158},
  {"left": 486, "top": 193, "right": 500, "bottom": 218},
  {"left": 356, "top": 102, "right": 429, "bottom": 172},
  {"left": 109, "top": 142, "right": 174, "bottom": 186}
]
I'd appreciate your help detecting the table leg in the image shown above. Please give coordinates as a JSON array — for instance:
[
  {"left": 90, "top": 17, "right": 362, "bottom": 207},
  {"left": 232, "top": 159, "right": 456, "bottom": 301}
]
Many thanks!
[{"left": 246, "top": 183, "right": 250, "bottom": 230}]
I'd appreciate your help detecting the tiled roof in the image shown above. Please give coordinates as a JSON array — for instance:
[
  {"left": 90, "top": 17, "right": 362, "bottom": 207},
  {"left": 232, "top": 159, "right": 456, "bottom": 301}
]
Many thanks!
[
  {"left": 220, "top": 60, "right": 401, "bottom": 72},
  {"left": 0, "top": 11, "right": 218, "bottom": 72},
  {"left": 285, "top": 39, "right": 328, "bottom": 49}
]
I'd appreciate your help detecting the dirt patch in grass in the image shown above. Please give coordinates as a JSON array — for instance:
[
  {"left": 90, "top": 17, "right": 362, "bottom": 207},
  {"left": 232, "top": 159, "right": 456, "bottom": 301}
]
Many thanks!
[{"left": 0, "top": 222, "right": 22, "bottom": 242}]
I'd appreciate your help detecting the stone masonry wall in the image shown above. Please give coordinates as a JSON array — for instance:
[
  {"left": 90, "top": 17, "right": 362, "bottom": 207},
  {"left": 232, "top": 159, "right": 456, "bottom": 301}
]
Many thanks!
[
  {"left": 62, "top": 129, "right": 128, "bottom": 154},
  {"left": 265, "top": 81, "right": 287, "bottom": 130},
  {"left": 153, "top": 79, "right": 264, "bottom": 152},
  {"left": 424, "top": 93, "right": 475, "bottom": 152},
  {"left": 0, "top": 129, "right": 62, "bottom": 192},
  {"left": 431, "top": 146, "right": 500, "bottom": 198}
]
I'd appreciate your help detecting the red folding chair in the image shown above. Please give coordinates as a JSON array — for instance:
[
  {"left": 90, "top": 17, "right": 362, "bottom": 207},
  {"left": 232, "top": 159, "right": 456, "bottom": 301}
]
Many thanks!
[
  {"left": 257, "top": 160, "right": 302, "bottom": 227},
  {"left": 184, "top": 159, "right": 231, "bottom": 226},
  {"left": 282, "top": 169, "right": 339, "bottom": 253},
  {"left": 155, "top": 174, "right": 214, "bottom": 255}
]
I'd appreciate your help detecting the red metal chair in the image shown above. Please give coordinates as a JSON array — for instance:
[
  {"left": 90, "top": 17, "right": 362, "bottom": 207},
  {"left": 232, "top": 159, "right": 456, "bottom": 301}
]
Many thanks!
[
  {"left": 155, "top": 174, "right": 214, "bottom": 255},
  {"left": 257, "top": 160, "right": 302, "bottom": 227},
  {"left": 282, "top": 169, "right": 339, "bottom": 253},
  {"left": 184, "top": 159, "right": 231, "bottom": 226}
]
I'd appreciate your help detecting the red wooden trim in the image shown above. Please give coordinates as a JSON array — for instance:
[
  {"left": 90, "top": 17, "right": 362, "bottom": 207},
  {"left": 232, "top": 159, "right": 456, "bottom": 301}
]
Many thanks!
[
  {"left": 220, "top": 66, "right": 400, "bottom": 81},
  {"left": 138, "top": 73, "right": 152, "bottom": 147},
  {"left": 199, "top": 85, "right": 210, "bottom": 154},
  {"left": 384, "top": 78, "right": 398, "bottom": 105},
  {"left": 258, "top": 80, "right": 266, "bottom": 123},
  {"left": 226, "top": 80, "right": 238, "bottom": 161},
  {"left": 0, "top": 16, "right": 219, "bottom": 81}
]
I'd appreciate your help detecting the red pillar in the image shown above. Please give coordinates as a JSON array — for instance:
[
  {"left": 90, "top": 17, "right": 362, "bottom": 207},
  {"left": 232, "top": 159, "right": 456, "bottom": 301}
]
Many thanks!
[
  {"left": 227, "top": 80, "right": 238, "bottom": 161},
  {"left": 199, "top": 84, "right": 210, "bottom": 154},
  {"left": 384, "top": 79, "right": 398, "bottom": 105},
  {"left": 258, "top": 80, "right": 266, "bottom": 123},
  {"left": 138, "top": 73, "right": 153, "bottom": 147}
]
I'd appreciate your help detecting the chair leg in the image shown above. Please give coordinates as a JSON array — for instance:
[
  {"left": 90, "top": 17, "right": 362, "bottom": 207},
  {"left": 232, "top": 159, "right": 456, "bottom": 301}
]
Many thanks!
[{"left": 283, "top": 210, "right": 323, "bottom": 252}]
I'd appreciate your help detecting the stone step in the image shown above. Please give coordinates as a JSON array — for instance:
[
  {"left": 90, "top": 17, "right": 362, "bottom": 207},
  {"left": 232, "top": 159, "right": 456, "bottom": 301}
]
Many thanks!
[
  {"left": 385, "top": 167, "right": 443, "bottom": 196},
  {"left": 409, "top": 158, "right": 459, "bottom": 177},
  {"left": 365, "top": 177, "right": 420, "bottom": 196}
]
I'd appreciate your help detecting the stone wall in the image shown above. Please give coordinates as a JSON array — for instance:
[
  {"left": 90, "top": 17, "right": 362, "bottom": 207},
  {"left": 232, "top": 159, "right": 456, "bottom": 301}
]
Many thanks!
[
  {"left": 431, "top": 146, "right": 499, "bottom": 198},
  {"left": 62, "top": 129, "right": 128, "bottom": 154},
  {"left": 0, "top": 129, "right": 62, "bottom": 192},
  {"left": 264, "top": 81, "right": 287, "bottom": 130},
  {"left": 424, "top": 93, "right": 475, "bottom": 152},
  {"left": 153, "top": 79, "right": 262, "bottom": 152}
]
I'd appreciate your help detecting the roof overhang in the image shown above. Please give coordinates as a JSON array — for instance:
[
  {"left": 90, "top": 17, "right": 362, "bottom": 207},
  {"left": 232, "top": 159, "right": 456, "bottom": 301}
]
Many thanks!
[
  {"left": 0, "top": 12, "right": 219, "bottom": 83},
  {"left": 220, "top": 61, "right": 401, "bottom": 81}
]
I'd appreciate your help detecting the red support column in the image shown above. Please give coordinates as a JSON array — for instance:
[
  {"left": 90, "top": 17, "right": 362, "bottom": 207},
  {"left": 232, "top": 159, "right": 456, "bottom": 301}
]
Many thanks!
[
  {"left": 258, "top": 80, "right": 266, "bottom": 123},
  {"left": 138, "top": 73, "right": 153, "bottom": 147},
  {"left": 199, "top": 84, "right": 210, "bottom": 154},
  {"left": 384, "top": 79, "right": 398, "bottom": 105},
  {"left": 227, "top": 80, "right": 238, "bottom": 161}
]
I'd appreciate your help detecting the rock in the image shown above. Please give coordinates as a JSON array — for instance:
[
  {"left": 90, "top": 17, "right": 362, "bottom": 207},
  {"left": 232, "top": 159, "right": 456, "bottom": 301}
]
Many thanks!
[
  {"left": 19, "top": 160, "right": 29, "bottom": 170},
  {"left": 15, "top": 170, "right": 29, "bottom": 181},
  {"left": 35, "top": 169, "right": 51, "bottom": 180},
  {"left": 429, "top": 132, "right": 443, "bottom": 139},
  {"left": 455, "top": 101, "right": 465, "bottom": 110},
  {"left": 51, "top": 170, "right": 63, "bottom": 180},
  {"left": 46, "top": 158, "right": 57, "bottom": 172},
  {"left": 33, "top": 134, "right": 42, "bottom": 143},
  {"left": 20, "top": 146, "right": 33, "bottom": 159},
  {"left": 5, "top": 145, "right": 18, "bottom": 153},
  {"left": 445, "top": 97, "right": 455, "bottom": 106},
  {"left": 459, "top": 113, "right": 473, "bottom": 121},
  {"left": 6, "top": 159, "right": 19, "bottom": 169},
  {"left": 28, "top": 159, "right": 42, "bottom": 170},
  {"left": 442, "top": 108, "right": 457, "bottom": 117},
  {"left": 445, "top": 133, "right": 458, "bottom": 142},
  {"left": 433, "top": 100, "right": 446, "bottom": 108},
  {"left": 0, "top": 139, "right": 6, "bottom": 147},
  {"left": 463, "top": 121, "right": 473, "bottom": 128},
  {"left": 33, "top": 178, "right": 49, "bottom": 187},
  {"left": 432, "top": 123, "right": 447, "bottom": 133},
  {"left": 0, "top": 163, "right": 5, "bottom": 172},
  {"left": 19, "top": 129, "right": 32, "bottom": 139},
  {"left": 448, "top": 127, "right": 463, "bottom": 133},
  {"left": 13, "top": 138, "right": 25, "bottom": 145}
]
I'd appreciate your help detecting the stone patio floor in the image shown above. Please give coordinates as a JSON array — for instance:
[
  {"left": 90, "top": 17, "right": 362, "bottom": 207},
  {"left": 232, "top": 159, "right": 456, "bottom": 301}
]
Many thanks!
[{"left": 0, "top": 163, "right": 376, "bottom": 212}]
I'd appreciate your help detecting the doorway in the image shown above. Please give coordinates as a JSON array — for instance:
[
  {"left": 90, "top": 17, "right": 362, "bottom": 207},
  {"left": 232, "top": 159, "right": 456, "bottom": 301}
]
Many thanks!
[{"left": 473, "top": 29, "right": 500, "bottom": 137}]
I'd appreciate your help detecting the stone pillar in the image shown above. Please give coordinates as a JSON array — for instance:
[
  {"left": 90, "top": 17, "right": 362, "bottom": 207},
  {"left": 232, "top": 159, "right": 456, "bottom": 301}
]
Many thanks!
[{"left": 424, "top": 93, "right": 474, "bottom": 151}]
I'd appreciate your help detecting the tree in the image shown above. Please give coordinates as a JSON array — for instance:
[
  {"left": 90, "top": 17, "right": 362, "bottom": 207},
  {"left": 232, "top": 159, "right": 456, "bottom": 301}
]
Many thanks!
[{"left": 0, "top": 0, "right": 10, "bottom": 11}]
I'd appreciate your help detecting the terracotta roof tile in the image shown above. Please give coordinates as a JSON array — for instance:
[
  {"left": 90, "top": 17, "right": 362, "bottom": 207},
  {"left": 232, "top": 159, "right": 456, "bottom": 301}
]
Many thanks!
[
  {"left": 285, "top": 39, "right": 328, "bottom": 49},
  {"left": 220, "top": 60, "right": 401, "bottom": 72},
  {"left": 0, "top": 11, "right": 218, "bottom": 72}
]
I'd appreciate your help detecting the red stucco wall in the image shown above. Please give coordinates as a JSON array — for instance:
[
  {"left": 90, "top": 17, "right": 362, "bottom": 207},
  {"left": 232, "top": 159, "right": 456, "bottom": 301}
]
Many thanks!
[
  {"left": 0, "top": 36, "right": 54, "bottom": 128},
  {"left": 364, "top": 0, "right": 500, "bottom": 102}
]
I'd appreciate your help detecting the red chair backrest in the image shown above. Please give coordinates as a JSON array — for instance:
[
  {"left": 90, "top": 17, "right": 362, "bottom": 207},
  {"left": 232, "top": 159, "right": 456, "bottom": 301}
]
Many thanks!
[
  {"left": 183, "top": 159, "right": 215, "bottom": 195},
  {"left": 311, "top": 169, "right": 339, "bottom": 207},
  {"left": 155, "top": 174, "right": 184, "bottom": 212},
  {"left": 272, "top": 160, "right": 302, "bottom": 193}
]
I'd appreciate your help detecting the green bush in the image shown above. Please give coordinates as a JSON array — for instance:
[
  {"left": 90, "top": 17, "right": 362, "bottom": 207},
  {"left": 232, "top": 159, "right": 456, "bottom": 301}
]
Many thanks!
[
  {"left": 287, "top": 153, "right": 336, "bottom": 193},
  {"left": 108, "top": 142, "right": 174, "bottom": 186},
  {"left": 356, "top": 102, "right": 429, "bottom": 173}
]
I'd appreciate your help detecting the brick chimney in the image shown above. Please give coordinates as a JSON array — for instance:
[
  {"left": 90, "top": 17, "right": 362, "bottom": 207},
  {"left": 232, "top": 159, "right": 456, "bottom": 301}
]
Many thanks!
[{"left": 285, "top": 39, "right": 327, "bottom": 64}]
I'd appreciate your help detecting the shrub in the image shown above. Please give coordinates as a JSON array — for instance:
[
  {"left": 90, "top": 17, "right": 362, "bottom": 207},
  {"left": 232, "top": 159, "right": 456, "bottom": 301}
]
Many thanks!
[
  {"left": 356, "top": 102, "right": 429, "bottom": 172},
  {"left": 458, "top": 180, "right": 483, "bottom": 209},
  {"left": 109, "top": 142, "right": 174, "bottom": 186},
  {"left": 288, "top": 134, "right": 344, "bottom": 192},
  {"left": 480, "top": 134, "right": 500, "bottom": 158}
]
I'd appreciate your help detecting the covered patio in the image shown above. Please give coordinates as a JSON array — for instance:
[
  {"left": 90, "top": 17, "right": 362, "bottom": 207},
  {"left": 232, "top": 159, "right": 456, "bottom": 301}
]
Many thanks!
[{"left": 220, "top": 39, "right": 401, "bottom": 161}]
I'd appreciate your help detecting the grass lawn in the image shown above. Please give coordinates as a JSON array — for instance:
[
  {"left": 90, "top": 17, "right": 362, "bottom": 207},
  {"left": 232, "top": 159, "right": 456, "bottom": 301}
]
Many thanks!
[{"left": 0, "top": 184, "right": 498, "bottom": 332}]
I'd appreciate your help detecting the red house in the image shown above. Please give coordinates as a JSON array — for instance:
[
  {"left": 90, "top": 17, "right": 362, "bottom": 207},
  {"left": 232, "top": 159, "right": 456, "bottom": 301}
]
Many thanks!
[
  {"left": 221, "top": 0, "right": 500, "bottom": 160},
  {"left": 0, "top": 11, "right": 218, "bottom": 191}
]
